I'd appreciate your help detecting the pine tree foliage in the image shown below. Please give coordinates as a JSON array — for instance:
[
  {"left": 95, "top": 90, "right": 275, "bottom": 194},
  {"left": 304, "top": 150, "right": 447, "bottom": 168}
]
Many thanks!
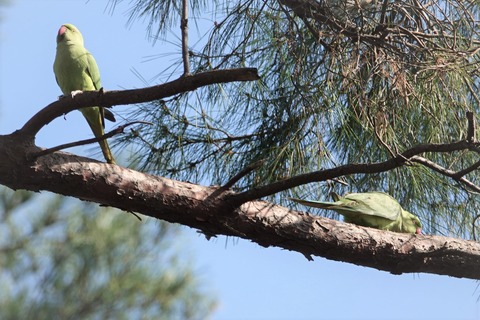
[
  {"left": 0, "top": 188, "right": 216, "bottom": 319},
  {"left": 111, "top": 0, "right": 480, "bottom": 237}
]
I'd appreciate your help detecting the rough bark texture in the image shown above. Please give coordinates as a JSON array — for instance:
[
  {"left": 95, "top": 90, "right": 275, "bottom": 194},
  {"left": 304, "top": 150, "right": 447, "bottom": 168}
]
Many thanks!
[{"left": 2, "top": 131, "right": 479, "bottom": 280}]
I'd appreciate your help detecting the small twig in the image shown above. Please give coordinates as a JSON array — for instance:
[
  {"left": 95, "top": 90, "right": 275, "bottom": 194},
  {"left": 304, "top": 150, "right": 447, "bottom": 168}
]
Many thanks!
[
  {"left": 207, "top": 159, "right": 266, "bottom": 200},
  {"left": 452, "top": 159, "right": 480, "bottom": 180},
  {"left": 369, "top": 111, "right": 396, "bottom": 158},
  {"left": 409, "top": 155, "right": 480, "bottom": 193},
  {"left": 467, "top": 111, "right": 476, "bottom": 143},
  {"left": 128, "top": 211, "right": 143, "bottom": 221},
  {"left": 100, "top": 203, "right": 143, "bottom": 220},
  {"left": 181, "top": 0, "right": 190, "bottom": 75},
  {"left": 379, "top": 0, "right": 389, "bottom": 25},
  {"left": 327, "top": 178, "right": 349, "bottom": 186},
  {"left": 222, "top": 159, "right": 266, "bottom": 190},
  {"left": 32, "top": 121, "right": 152, "bottom": 159}
]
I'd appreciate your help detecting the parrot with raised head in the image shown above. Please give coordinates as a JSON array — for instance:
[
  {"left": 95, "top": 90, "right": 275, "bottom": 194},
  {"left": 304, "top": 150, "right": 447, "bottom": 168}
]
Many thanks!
[
  {"left": 290, "top": 191, "right": 422, "bottom": 234},
  {"left": 53, "top": 23, "right": 116, "bottom": 164}
]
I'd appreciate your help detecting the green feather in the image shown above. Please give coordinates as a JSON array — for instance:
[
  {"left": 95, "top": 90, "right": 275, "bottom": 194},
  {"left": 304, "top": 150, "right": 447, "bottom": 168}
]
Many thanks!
[{"left": 290, "top": 192, "right": 422, "bottom": 234}]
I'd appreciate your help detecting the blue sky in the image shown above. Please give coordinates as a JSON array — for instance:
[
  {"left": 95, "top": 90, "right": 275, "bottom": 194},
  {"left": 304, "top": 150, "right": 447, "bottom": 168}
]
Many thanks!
[{"left": 1, "top": 1, "right": 479, "bottom": 319}]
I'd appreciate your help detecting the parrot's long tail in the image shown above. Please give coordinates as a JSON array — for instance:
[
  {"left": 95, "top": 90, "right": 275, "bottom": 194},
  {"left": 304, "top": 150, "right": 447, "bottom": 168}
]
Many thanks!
[
  {"left": 81, "top": 107, "right": 116, "bottom": 164},
  {"left": 98, "top": 139, "right": 116, "bottom": 164},
  {"left": 288, "top": 197, "right": 334, "bottom": 209}
]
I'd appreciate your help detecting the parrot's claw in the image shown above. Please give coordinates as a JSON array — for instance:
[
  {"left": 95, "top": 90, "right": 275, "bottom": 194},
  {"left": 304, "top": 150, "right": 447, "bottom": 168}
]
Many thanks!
[{"left": 70, "top": 90, "right": 83, "bottom": 98}]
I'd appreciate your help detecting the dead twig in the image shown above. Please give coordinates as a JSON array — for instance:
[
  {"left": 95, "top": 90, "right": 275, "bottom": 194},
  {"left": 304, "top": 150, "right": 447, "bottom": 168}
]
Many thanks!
[
  {"left": 467, "top": 111, "right": 476, "bottom": 143},
  {"left": 181, "top": 0, "right": 190, "bottom": 75},
  {"left": 207, "top": 159, "right": 266, "bottom": 200},
  {"left": 31, "top": 121, "right": 152, "bottom": 160}
]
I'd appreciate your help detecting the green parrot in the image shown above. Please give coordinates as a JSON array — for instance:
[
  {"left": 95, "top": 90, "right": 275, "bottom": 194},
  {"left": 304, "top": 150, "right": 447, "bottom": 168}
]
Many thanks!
[
  {"left": 53, "top": 24, "right": 116, "bottom": 164},
  {"left": 289, "top": 191, "right": 422, "bottom": 234}
]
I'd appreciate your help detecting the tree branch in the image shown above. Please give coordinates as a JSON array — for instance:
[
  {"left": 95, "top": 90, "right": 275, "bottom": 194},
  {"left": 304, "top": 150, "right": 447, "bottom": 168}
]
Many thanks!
[
  {"left": 453, "top": 158, "right": 480, "bottom": 181},
  {"left": 181, "top": 0, "right": 190, "bottom": 75},
  {"left": 409, "top": 156, "right": 480, "bottom": 193},
  {"left": 228, "top": 140, "right": 480, "bottom": 205},
  {"left": 207, "top": 159, "right": 266, "bottom": 200},
  {"left": 278, "top": 0, "right": 480, "bottom": 54},
  {"left": 467, "top": 111, "right": 476, "bottom": 143},
  {"left": 1, "top": 146, "right": 479, "bottom": 279},
  {"left": 19, "top": 68, "right": 260, "bottom": 137},
  {"left": 31, "top": 121, "right": 151, "bottom": 160},
  {"left": 221, "top": 159, "right": 265, "bottom": 191}
]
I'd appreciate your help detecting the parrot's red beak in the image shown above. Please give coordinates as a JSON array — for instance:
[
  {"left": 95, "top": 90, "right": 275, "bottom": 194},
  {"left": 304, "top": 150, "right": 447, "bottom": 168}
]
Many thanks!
[
  {"left": 415, "top": 227, "right": 422, "bottom": 235},
  {"left": 56, "top": 25, "right": 67, "bottom": 43},
  {"left": 58, "top": 25, "right": 67, "bottom": 36}
]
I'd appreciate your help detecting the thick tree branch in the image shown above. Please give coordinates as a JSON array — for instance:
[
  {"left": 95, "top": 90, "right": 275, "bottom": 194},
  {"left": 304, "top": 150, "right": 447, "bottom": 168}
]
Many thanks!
[
  {"left": 1, "top": 143, "right": 479, "bottom": 279},
  {"left": 19, "top": 68, "right": 260, "bottom": 137}
]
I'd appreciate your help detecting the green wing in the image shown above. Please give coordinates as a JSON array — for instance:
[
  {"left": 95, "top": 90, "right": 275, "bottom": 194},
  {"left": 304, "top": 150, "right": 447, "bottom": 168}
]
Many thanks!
[
  {"left": 84, "top": 52, "right": 106, "bottom": 128},
  {"left": 338, "top": 192, "right": 401, "bottom": 221},
  {"left": 290, "top": 192, "right": 401, "bottom": 221},
  {"left": 85, "top": 51, "right": 115, "bottom": 123},
  {"left": 85, "top": 53, "right": 101, "bottom": 90},
  {"left": 290, "top": 191, "right": 422, "bottom": 234}
]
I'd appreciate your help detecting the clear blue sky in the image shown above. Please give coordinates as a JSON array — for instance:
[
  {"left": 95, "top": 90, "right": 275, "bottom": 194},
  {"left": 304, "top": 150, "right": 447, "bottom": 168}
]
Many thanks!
[{"left": 1, "top": 1, "right": 478, "bottom": 319}]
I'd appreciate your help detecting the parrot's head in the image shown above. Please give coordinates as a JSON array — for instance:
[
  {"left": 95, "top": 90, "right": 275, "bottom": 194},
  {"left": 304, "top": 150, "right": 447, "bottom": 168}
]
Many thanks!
[
  {"left": 404, "top": 210, "right": 422, "bottom": 234},
  {"left": 56, "top": 24, "right": 84, "bottom": 46}
]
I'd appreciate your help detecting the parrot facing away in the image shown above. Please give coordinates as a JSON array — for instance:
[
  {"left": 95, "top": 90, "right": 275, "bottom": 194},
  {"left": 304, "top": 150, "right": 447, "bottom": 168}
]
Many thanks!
[
  {"left": 289, "top": 192, "right": 422, "bottom": 234},
  {"left": 53, "top": 24, "right": 116, "bottom": 164}
]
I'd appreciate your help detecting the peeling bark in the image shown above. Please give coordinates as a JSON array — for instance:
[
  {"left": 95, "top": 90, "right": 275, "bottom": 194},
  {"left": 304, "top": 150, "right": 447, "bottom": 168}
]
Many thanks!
[{"left": 1, "top": 132, "right": 479, "bottom": 280}]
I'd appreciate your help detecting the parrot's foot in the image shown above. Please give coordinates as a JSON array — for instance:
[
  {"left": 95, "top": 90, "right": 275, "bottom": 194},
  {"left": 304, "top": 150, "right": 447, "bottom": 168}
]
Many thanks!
[{"left": 70, "top": 90, "right": 83, "bottom": 98}]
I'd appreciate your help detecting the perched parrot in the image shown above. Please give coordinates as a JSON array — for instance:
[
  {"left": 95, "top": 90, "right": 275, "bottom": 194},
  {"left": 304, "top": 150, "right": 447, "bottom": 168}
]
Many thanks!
[
  {"left": 290, "top": 191, "right": 422, "bottom": 234},
  {"left": 53, "top": 24, "right": 116, "bottom": 164}
]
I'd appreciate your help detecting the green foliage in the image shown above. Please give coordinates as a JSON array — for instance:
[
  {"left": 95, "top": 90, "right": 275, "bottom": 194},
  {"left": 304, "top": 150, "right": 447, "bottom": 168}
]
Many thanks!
[
  {"left": 107, "top": 0, "right": 211, "bottom": 41},
  {"left": 112, "top": 0, "right": 480, "bottom": 237},
  {"left": 0, "top": 0, "right": 11, "bottom": 22},
  {"left": 0, "top": 188, "right": 217, "bottom": 319}
]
